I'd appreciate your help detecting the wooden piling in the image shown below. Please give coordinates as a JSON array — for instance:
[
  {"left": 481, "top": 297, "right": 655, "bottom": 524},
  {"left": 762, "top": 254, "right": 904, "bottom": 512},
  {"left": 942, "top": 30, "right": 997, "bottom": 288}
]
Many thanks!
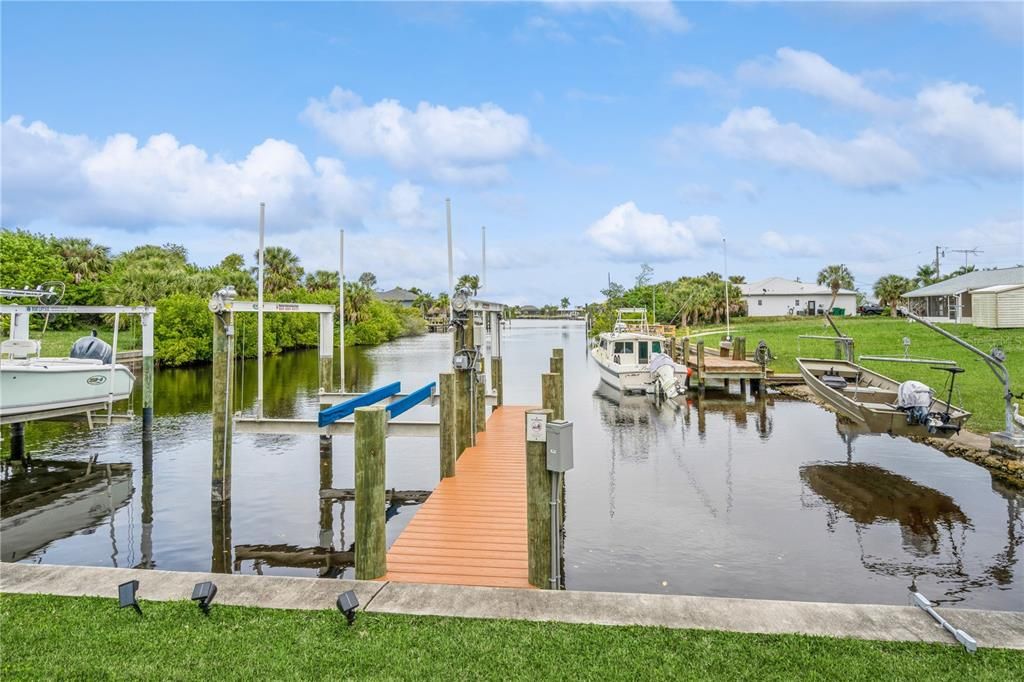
[
  {"left": 354, "top": 405, "right": 387, "bottom": 580},
  {"left": 439, "top": 373, "right": 456, "bottom": 478},
  {"left": 696, "top": 339, "right": 706, "bottom": 394},
  {"left": 141, "top": 312, "right": 155, "bottom": 443},
  {"left": 526, "top": 408, "right": 553, "bottom": 588},
  {"left": 549, "top": 355, "right": 565, "bottom": 420},
  {"left": 682, "top": 337, "right": 690, "bottom": 365},
  {"left": 542, "top": 372, "right": 563, "bottom": 421},
  {"left": 9, "top": 422, "right": 24, "bottom": 461},
  {"left": 475, "top": 377, "right": 486, "bottom": 434},
  {"left": 211, "top": 311, "right": 234, "bottom": 503},
  {"left": 319, "top": 436, "right": 333, "bottom": 548},
  {"left": 491, "top": 356, "right": 504, "bottom": 407}
]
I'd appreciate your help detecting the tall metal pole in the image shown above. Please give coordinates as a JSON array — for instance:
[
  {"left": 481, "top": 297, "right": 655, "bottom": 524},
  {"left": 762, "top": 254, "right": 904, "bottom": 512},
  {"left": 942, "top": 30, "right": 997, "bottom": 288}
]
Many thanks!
[
  {"left": 257, "top": 202, "right": 265, "bottom": 419},
  {"left": 723, "top": 238, "right": 731, "bottom": 339},
  {"left": 339, "top": 229, "right": 345, "bottom": 391},
  {"left": 481, "top": 225, "right": 487, "bottom": 293},
  {"left": 446, "top": 198, "right": 454, "bottom": 299}
]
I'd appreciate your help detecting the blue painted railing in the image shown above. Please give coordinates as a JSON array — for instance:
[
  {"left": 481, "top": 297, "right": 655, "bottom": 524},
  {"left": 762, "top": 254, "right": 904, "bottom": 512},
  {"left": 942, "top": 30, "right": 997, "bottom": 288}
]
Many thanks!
[
  {"left": 318, "top": 381, "right": 401, "bottom": 427},
  {"left": 386, "top": 382, "right": 436, "bottom": 420}
]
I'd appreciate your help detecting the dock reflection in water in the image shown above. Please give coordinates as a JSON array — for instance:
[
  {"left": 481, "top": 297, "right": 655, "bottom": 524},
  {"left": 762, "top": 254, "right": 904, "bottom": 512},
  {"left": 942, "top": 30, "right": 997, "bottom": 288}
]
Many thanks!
[{"left": 1, "top": 321, "right": 1020, "bottom": 610}]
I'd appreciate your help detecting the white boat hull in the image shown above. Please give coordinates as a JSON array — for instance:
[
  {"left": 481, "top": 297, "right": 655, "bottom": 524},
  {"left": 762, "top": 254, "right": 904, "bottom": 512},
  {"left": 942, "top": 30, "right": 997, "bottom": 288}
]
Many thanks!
[
  {"left": 592, "top": 348, "right": 655, "bottom": 394},
  {"left": 0, "top": 359, "right": 135, "bottom": 416}
]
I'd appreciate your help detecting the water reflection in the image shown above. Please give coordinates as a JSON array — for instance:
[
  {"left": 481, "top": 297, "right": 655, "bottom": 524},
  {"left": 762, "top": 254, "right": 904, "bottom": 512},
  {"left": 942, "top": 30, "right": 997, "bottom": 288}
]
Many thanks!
[{"left": 1, "top": 459, "right": 133, "bottom": 563}]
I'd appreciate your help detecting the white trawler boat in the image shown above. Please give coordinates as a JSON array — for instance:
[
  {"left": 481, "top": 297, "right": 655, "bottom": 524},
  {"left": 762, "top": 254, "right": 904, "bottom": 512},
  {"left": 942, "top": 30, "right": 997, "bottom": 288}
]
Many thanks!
[
  {"left": 0, "top": 336, "right": 135, "bottom": 417},
  {"left": 591, "top": 309, "right": 689, "bottom": 396}
]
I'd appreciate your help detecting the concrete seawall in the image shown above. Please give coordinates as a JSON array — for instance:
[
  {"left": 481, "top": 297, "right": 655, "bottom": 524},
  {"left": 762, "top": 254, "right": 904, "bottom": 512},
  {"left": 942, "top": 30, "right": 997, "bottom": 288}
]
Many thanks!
[{"left": 3, "top": 563, "right": 1022, "bottom": 649}]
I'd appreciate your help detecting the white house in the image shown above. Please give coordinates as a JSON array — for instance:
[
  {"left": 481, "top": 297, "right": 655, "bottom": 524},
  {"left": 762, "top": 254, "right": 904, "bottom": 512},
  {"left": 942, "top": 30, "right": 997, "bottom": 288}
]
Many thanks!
[
  {"left": 903, "top": 266, "right": 1024, "bottom": 324},
  {"left": 739, "top": 277, "right": 859, "bottom": 317},
  {"left": 966, "top": 283, "right": 1024, "bottom": 328}
]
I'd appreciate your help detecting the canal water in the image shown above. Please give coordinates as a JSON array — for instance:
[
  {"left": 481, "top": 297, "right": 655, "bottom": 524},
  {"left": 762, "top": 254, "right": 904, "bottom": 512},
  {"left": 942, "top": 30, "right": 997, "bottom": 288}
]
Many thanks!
[{"left": 2, "top": 321, "right": 1021, "bottom": 611}]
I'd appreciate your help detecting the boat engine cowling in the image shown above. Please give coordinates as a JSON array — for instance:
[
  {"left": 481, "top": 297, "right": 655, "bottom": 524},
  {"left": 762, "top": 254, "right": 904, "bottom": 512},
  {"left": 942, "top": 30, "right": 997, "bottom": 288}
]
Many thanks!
[{"left": 70, "top": 333, "right": 113, "bottom": 365}]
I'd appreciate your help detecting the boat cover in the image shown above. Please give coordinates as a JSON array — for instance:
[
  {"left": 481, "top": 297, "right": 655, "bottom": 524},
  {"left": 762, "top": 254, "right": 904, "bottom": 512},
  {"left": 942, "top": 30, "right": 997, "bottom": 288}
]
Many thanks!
[
  {"left": 897, "top": 380, "right": 933, "bottom": 409},
  {"left": 70, "top": 335, "right": 113, "bottom": 365}
]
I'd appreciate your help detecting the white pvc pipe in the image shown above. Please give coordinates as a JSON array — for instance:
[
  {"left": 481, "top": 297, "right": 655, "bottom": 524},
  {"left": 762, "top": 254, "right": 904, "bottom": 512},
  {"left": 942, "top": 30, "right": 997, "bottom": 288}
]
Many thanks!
[
  {"left": 108, "top": 311, "right": 120, "bottom": 425},
  {"left": 446, "top": 198, "right": 454, "bottom": 299},
  {"left": 723, "top": 238, "right": 731, "bottom": 339},
  {"left": 257, "top": 202, "right": 266, "bottom": 419}
]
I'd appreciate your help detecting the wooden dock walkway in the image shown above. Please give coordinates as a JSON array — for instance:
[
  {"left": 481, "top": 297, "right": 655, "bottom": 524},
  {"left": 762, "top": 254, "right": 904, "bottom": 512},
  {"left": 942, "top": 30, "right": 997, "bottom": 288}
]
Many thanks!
[{"left": 384, "top": 405, "right": 532, "bottom": 589}]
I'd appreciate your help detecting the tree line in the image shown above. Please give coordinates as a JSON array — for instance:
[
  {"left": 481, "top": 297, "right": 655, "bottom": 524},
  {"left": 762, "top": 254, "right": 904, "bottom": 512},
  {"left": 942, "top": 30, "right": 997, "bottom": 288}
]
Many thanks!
[{"left": 0, "top": 229, "right": 440, "bottom": 366}]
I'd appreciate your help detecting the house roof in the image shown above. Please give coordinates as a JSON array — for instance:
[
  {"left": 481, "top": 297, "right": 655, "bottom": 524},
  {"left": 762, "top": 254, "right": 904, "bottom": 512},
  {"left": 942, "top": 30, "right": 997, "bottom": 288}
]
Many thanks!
[
  {"left": 903, "top": 267, "right": 1024, "bottom": 298},
  {"left": 972, "top": 283, "right": 1024, "bottom": 294},
  {"left": 376, "top": 287, "right": 418, "bottom": 302},
  {"left": 739, "top": 277, "right": 856, "bottom": 297}
]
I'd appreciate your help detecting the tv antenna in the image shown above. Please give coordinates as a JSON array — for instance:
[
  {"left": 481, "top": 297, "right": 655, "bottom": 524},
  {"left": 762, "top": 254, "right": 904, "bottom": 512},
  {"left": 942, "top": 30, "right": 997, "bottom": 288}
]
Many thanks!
[{"left": 948, "top": 247, "right": 983, "bottom": 268}]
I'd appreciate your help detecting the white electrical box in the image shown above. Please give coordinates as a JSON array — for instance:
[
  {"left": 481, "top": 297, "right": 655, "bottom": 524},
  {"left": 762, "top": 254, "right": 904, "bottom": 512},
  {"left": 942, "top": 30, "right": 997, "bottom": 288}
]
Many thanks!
[{"left": 546, "top": 420, "right": 574, "bottom": 472}]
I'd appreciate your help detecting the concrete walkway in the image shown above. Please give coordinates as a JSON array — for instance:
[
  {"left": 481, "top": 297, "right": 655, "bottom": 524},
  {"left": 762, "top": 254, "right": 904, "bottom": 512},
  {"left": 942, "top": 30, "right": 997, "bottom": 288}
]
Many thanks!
[{"left": 4, "top": 563, "right": 1023, "bottom": 649}]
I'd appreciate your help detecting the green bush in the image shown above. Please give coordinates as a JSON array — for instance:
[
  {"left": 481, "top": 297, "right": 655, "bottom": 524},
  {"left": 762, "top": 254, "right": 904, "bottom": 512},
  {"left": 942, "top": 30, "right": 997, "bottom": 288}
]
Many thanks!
[{"left": 153, "top": 293, "right": 213, "bottom": 366}]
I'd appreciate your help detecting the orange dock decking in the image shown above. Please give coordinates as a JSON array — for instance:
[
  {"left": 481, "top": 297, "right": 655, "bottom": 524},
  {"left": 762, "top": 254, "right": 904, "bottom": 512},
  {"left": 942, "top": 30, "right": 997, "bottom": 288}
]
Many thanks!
[{"left": 384, "top": 405, "right": 533, "bottom": 589}]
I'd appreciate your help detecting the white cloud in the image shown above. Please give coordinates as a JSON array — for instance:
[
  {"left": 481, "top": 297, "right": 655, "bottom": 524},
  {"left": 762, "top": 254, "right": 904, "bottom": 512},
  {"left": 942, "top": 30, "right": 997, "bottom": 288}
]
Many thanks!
[
  {"left": 1, "top": 116, "right": 370, "bottom": 230},
  {"left": 385, "top": 181, "right": 435, "bottom": 229},
  {"left": 302, "top": 87, "right": 541, "bottom": 184},
  {"left": 759, "top": 231, "right": 823, "bottom": 258},
  {"left": 546, "top": 1, "right": 691, "bottom": 33},
  {"left": 586, "top": 201, "right": 721, "bottom": 261},
  {"left": 733, "top": 179, "right": 760, "bottom": 202},
  {"left": 691, "top": 107, "right": 921, "bottom": 189},
  {"left": 913, "top": 82, "right": 1024, "bottom": 177},
  {"left": 669, "top": 66, "right": 727, "bottom": 90},
  {"left": 737, "top": 47, "right": 897, "bottom": 113}
]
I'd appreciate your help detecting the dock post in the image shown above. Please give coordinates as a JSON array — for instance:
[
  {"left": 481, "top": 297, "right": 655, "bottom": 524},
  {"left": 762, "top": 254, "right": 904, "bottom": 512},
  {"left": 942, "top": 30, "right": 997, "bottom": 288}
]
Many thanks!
[
  {"left": 682, "top": 337, "right": 690, "bottom": 366},
  {"left": 549, "top": 353, "right": 564, "bottom": 420},
  {"left": 318, "top": 312, "right": 334, "bottom": 395},
  {"left": 211, "top": 310, "right": 234, "bottom": 503},
  {"left": 141, "top": 311, "right": 155, "bottom": 443},
  {"left": 475, "top": 376, "right": 486, "bottom": 435},
  {"left": 9, "top": 422, "right": 25, "bottom": 461},
  {"left": 354, "top": 406, "right": 387, "bottom": 580},
  {"left": 141, "top": 439, "right": 154, "bottom": 568},
  {"left": 696, "top": 339, "right": 706, "bottom": 395},
  {"left": 491, "top": 356, "right": 504, "bottom": 407},
  {"left": 439, "top": 373, "right": 456, "bottom": 478},
  {"left": 319, "top": 432, "right": 334, "bottom": 549},
  {"left": 542, "top": 373, "right": 563, "bottom": 422},
  {"left": 526, "top": 408, "right": 553, "bottom": 588},
  {"left": 668, "top": 337, "right": 676, "bottom": 362}
]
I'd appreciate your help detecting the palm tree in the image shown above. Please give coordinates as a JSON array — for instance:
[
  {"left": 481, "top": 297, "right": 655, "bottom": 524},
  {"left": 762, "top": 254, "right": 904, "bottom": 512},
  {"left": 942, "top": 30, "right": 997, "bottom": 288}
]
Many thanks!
[
  {"left": 254, "top": 246, "right": 304, "bottom": 293},
  {"left": 412, "top": 291, "right": 435, "bottom": 315},
  {"left": 560, "top": 297, "right": 570, "bottom": 309},
  {"left": 358, "top": 272, "right": 378, "bottom": 289},
  {"left": 914, "top": 263, "right": 937, "bottom": 287},
  {"left": 304, "top": 270, "right": 340, "bottom": 292},
  {"left": 816, "top": 264, "right": 854, "bottom": 313},
  {"left": 456, "top": 274, "right": 481, "bottom": 295},
  {"left": 219, "top": 253, "right": 246, "bottom": 271},
  {"left": 343, "top": 282, "right": 374, "bottom": 324},
  {"left": 56, "top": 237, "right": 111, "bottom": 283},
  {"left": 873, "top": 274, "right": 912, "bottom": 317},
  {"left": 435, "top": 292, "right": 450, "bottom": 319}
]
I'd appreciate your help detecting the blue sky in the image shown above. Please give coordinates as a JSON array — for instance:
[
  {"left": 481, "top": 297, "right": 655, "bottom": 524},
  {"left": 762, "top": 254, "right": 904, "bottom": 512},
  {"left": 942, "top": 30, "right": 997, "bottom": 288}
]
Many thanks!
[{"left": 3, "top": 1, "right": 1022, "bottom": 304}]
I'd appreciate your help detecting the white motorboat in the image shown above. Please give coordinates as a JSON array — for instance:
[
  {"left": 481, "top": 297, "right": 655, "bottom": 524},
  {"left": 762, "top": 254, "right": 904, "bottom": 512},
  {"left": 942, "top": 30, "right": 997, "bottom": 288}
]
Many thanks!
[
  {"left": 0, "top": 337, "right": 135, "bottom": 417},
  {"left": 591, "top": 309, "right": 689, "bottom": 395}
]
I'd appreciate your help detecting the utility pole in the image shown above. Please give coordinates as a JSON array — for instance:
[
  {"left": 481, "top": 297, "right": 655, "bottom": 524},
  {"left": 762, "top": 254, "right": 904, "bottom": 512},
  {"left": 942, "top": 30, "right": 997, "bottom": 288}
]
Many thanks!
[{"left": 934, "top": 245, "right": 945, "bottom": 278}]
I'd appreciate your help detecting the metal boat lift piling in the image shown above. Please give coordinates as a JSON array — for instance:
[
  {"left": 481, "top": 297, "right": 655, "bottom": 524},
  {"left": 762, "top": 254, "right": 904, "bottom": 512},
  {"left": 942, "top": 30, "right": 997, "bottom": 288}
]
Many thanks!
[{"left": 1, "top": 304, "right": 157, "bottom": 459}]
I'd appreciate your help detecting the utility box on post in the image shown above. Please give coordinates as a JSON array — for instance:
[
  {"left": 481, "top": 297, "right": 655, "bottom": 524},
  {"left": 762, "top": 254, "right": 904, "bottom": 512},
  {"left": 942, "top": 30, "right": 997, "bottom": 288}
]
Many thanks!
[{"left": 546, "top": 420, "right": 574, "bottom": 472}]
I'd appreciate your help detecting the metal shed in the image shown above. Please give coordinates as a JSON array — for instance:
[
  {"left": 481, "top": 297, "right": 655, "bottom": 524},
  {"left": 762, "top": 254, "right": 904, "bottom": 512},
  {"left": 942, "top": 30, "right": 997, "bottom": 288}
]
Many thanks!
[{"left": 971, "top": 283, "right": 1024, "bottom": 328}]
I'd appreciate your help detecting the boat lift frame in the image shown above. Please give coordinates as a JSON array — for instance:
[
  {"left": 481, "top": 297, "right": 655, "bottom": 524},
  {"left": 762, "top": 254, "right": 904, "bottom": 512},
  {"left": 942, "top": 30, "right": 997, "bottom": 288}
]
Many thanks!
[{"left": 1, "top": 304, "right": 156, "bottom": 433}]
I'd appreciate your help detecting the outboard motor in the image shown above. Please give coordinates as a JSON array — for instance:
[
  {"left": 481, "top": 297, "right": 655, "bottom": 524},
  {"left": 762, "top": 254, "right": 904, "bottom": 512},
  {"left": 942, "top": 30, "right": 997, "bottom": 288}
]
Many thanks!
[
  {"left": 70, "top": 331, "right": 113, "bottom": 365},
  {"left": 649, "top": 353, "right": 683, "bottom": 399}
]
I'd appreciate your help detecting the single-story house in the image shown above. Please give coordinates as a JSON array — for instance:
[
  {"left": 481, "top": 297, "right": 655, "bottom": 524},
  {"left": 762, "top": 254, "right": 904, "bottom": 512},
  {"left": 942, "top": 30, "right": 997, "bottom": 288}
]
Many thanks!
[
  {"left": 739, "top": 277, "right": 858, "bottom": 317},
  {"left": 967, "top": 283, "right": 1024, "bottom": 328},
  {"left": 518, "top": 305, "right": 542, "bottom": 316},
  {"left": 375, "top": 287, "right": 418, "bottom": 307},
  {"left": 903, "top": 266, "right": 1024, "bottom": 324}
]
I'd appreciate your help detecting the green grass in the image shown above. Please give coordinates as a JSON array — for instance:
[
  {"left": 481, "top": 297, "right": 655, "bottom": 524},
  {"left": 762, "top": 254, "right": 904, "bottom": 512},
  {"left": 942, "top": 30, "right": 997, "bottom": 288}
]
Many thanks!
[
  {"left": 34, "top": 325, "right": 141, "bottom": 357},
  {"left": 687, "top": 317, "right": 1024, "bottom": 434},
  {"left": 1, "top": 594, "right": 1019, "bottom": 680}
]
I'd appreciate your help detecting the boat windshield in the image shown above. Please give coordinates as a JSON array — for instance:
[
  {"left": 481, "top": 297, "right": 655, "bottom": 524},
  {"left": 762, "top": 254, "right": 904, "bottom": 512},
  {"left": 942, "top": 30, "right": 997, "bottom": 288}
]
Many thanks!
[
  {"left": 652, "top": 341, "right": 661, "bottom": 353},
  {"left": 613, "top": 341, "right": 633, "bottom": 355}
]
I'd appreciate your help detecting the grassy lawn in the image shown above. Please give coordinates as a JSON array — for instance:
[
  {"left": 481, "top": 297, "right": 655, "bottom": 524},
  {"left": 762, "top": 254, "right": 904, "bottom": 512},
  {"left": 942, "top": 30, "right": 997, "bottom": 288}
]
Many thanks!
[
  {"left": 1, "top": 594, "right": 1018, "bottom": 680},
  {"left": 686, "top": 316, "right": 1024, "bottom": 434},
  {"left": 30, "top": 326, "right": 142, "bottom": 357}
]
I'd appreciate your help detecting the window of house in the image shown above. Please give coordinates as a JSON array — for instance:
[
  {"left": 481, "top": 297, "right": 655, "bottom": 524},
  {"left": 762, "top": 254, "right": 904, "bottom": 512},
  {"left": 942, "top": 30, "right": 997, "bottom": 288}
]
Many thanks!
[
  {"left": 795, "top": 299, "right": 800, "bottom": 305},
  {"left": 757, "top": 299, "right": 763, "bottom": 306}
]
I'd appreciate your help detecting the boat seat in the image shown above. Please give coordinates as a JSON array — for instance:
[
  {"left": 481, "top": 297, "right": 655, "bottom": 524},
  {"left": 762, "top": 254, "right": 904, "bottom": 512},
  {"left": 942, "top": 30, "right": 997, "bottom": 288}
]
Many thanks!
[{"left": 1, "top": 339, "right": 40, "bottom": 359}]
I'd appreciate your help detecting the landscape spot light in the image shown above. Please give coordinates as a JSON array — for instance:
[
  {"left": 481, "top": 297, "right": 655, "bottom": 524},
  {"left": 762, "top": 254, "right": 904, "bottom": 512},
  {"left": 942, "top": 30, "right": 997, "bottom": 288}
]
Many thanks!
[
  {"left": 191, "top": 581, "right": 218, "bottom": 616},
  {"left": 118, "top": 580, "right": 142, "bottom": 616},
  {"left": 336, "top": 590, "right": 359, "bottom": 625}
]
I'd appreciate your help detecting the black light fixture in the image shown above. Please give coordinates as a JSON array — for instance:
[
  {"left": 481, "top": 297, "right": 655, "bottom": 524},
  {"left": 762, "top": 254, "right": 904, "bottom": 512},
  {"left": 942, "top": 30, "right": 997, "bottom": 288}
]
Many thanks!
[
  {"left": 191, "top": 581, "right": 218, "bottom": 616},
  {"left": 336, "top": 590, "right": 359, "bottom": 625},
  {"left": 118, "top": 580, "right": 142, "bottom": 616}
]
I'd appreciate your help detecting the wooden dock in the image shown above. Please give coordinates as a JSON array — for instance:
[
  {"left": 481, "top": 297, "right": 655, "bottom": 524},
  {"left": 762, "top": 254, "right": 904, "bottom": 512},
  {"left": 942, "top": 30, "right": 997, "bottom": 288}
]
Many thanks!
[
  {"left": 384, "top": 405, "right": 532, "bottom": 589},
  {"left": 686, "top": 348, "right": 763, "bottom": 380}
]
